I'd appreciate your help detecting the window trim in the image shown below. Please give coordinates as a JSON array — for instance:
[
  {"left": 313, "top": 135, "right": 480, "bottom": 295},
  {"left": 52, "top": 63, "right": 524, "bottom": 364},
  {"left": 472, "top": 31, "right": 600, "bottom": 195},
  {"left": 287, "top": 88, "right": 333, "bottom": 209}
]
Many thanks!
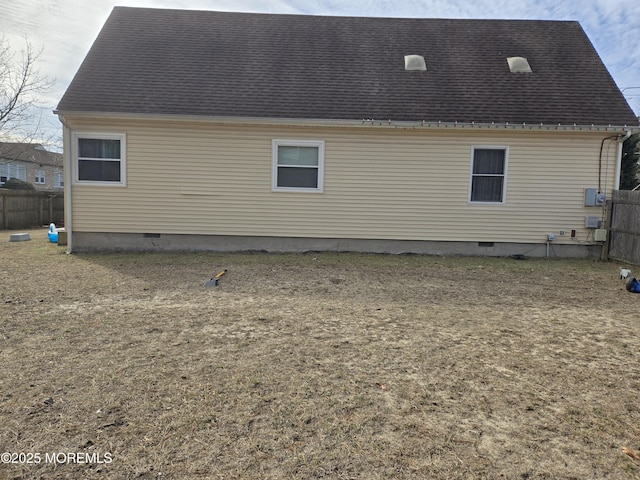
[
  {"left": 272, "top": 139, "right": 324, "bottom": 192},
  {"left": 53, "top": 168, "right": 64, "bottom": 188},
  {"left": 73, "top": 132, "right": 126, "bottom": 186},
  {"left": 468, "top": 145, "right": 508, "bottom": 204},
  {"left": 2, "top": 163, "right": 27, "bottom": 182},
  {"left": 15, "top": 164, "right": 27, "bottom": 181},
  {"left": 35, "top": 169, "right": 46, "bottom": 184}
]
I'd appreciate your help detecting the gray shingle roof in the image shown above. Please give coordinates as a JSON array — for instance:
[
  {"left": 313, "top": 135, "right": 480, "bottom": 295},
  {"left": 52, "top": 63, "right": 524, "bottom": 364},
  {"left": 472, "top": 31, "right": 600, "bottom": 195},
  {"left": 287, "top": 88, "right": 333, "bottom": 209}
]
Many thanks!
[
  {"left": 0, "top": 143, "right": 62, "bottom": 167},
  {"left": 57, "top": 7, "right": 639, "bottom": 126}
]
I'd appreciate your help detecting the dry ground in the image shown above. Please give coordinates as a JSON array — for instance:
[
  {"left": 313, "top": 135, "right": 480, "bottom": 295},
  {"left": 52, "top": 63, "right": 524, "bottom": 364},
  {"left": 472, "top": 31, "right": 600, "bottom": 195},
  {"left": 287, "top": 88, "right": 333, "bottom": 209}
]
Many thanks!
[{"left": 1, "top": 228, "right": 639, "bottom": 479}]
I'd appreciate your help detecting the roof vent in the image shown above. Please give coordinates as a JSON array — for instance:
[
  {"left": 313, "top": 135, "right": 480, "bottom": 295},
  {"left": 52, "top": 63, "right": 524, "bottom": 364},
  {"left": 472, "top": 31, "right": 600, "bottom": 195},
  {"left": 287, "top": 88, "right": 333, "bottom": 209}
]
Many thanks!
[
  {"left": 404, "top": 55, "right": 426, "bottom": 71},
  {"left": 507, "top": 57, "right": 532, "bottom": 73}
]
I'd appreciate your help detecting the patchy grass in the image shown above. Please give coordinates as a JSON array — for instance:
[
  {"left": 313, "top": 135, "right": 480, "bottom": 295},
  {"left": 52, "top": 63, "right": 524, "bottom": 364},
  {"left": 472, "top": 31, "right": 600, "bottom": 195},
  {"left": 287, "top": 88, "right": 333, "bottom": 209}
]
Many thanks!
[{"left": 1, "top": 228, "right": 639, "bottom": 479}]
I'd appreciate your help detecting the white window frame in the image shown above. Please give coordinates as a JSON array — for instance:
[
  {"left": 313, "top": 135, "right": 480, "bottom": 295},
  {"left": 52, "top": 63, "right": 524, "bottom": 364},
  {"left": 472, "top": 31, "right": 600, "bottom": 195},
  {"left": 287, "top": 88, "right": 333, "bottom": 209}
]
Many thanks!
[
  {"left": 0, "top": 163, "right": 7, "bottom": 184},
  {"left": 73, "top": 132, "right": 126, "bottom": 186},
  {"left": 54, "top": 168, "right": 64, "bottom": 188},
  {"left": 272, "top": 139, "right": 324, "bottom": 192},
  {"left": 4, "top": 163, "right": 27, "bottom": 182},
  {"left": 468, "top": 146, "right": 508, "bottom": 204},
  {"left": 16, "top": 164, "right": 27, "bottom": 181},
  {"left": 35, "top": 169, "right": 46, "bottom": 184}
]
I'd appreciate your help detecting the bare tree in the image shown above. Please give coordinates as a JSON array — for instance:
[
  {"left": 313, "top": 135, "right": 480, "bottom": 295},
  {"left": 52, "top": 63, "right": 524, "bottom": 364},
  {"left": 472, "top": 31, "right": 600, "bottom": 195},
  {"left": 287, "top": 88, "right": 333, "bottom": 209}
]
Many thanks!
[{"left": 0, "top": 36, "right": 54, "bottom": 147}]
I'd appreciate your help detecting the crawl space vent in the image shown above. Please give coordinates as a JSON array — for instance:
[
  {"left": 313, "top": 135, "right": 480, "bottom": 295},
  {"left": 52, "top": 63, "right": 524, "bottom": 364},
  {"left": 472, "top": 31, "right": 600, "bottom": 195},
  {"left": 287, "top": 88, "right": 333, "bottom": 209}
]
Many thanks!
[
  {"left": 507, "top": 56, "right": 532, "bottom": 73},
  {"left": 404, "top": 55, "right": 426, "bottom": 71}
]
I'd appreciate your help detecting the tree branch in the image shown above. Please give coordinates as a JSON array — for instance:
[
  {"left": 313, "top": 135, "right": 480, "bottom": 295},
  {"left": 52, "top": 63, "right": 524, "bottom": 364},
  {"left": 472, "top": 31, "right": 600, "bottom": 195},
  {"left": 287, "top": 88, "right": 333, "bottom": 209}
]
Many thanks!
[{"left": 0, "top": 36, "right": 55, "bottom": 144}]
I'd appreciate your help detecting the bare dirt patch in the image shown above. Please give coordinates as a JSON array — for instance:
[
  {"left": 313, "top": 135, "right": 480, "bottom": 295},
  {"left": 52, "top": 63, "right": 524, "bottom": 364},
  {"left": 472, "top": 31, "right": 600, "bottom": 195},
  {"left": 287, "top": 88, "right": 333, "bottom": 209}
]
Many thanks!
[{"left": 1, "top": 228, "right": 639, "bottom": 479}]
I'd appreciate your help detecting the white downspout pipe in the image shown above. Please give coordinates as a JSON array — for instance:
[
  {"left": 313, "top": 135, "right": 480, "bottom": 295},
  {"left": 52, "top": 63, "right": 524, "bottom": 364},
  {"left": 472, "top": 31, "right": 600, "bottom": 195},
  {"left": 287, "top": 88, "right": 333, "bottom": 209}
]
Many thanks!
[
  {"left": 59, "top": 116, "right": 73, "bottom": 253},
  {"left": 614, "top": 130, "right": 632, "bottom": 190}
]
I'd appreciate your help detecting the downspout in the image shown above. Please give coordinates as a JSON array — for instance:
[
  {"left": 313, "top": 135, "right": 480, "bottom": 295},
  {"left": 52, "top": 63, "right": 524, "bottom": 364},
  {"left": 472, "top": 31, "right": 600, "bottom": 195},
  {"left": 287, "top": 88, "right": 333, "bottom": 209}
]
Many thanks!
[
  {"left": 58, "top": 114, "right": 73, "bottom": 254},
  {"left": 614, "top": 130, "right": 632, "bottom": 190}
]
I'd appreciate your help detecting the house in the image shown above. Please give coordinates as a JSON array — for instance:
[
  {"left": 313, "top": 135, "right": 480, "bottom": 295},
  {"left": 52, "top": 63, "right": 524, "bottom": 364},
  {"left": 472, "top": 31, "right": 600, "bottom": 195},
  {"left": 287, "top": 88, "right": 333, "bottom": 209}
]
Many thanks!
[
  {"left": 0, "top": 143, "right": 64, "bottom": 191},
  {"left": 55, "top": 7, "right": 639, "bottom": 256}
]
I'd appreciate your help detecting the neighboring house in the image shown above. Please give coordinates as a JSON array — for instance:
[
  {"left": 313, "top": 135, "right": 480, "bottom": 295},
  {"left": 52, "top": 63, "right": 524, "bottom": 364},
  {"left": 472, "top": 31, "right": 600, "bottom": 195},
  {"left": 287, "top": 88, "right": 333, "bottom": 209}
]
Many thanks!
[
  {"left": 55, "top": 7, "right": 639, "bottom": 256},
  {"left": 0, "top": 143, "right": 64, "bottom": 191}
]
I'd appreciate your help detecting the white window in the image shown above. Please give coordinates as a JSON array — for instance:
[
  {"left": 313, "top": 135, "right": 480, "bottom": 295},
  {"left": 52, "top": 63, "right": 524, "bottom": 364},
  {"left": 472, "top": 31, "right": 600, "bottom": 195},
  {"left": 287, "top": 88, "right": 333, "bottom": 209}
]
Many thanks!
[
  {"left": 1, "top": 163, "right": 27, "bottom": 183},
  {"left": 54, "top": 169, "right": 64, "bottom": 188},
  {"left": 272, "top": 140, "right": 324, "bottom": 192},
  {"left": 74, "top": 133, "right": 126, "bottom": 185},
  {"left": 8, "top": 163, "right": 27, "bottom": 181},
  {"left": 469, "top": 147, "right": 508, "bottom": 203},
  {"left": 35, "top": 169, "right": 45, "bottom": 184}
]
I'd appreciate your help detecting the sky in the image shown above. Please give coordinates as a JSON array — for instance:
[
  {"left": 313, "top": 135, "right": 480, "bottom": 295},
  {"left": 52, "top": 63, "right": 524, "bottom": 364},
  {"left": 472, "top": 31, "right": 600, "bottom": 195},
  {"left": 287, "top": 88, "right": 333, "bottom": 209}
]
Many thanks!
[{"left": 1, "top": 0, "right": 639, "bottom": 149}]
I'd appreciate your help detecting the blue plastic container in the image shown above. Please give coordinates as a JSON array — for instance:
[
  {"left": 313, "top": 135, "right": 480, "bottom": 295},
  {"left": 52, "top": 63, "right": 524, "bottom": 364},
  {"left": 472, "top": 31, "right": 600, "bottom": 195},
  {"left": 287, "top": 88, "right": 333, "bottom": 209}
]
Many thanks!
[{"left": 47, "top": 223, "right": 58, "bottom": 243}]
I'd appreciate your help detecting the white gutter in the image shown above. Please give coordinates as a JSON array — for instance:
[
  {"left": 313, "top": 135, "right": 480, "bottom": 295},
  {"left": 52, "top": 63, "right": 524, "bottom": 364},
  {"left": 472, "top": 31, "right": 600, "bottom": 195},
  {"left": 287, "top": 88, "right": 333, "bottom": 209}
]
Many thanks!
[
  {"left": 614, "top": 130, "right": 633, "bottom": 190},
  {"left": 52, "top": 110, "right": 640, "bottom": 133}
]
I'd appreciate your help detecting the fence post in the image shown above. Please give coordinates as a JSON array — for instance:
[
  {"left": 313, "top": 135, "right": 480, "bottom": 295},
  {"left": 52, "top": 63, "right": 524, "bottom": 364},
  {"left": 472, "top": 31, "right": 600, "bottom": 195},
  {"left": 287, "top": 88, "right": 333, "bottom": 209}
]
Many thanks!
[
  {"left": 2, "top": 194, "right": 7, "bottom": 229},
  {"left": 601, "top": 198, "right": 613, "bottom": 261}
]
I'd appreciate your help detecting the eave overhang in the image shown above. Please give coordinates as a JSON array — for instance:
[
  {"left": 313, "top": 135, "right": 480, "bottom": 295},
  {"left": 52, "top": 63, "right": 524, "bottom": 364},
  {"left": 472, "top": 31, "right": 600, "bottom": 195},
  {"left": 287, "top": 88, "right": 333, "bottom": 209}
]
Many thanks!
[{"left": 53, "top": 110, "right": 640, "bottom": 134}]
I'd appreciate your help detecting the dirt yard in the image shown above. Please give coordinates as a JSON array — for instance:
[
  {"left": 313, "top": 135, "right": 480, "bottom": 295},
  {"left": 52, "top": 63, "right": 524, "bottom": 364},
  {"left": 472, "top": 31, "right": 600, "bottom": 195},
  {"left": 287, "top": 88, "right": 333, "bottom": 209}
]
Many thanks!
[{"left": 1, "top": 228, "right": 639, "bottom": 479}]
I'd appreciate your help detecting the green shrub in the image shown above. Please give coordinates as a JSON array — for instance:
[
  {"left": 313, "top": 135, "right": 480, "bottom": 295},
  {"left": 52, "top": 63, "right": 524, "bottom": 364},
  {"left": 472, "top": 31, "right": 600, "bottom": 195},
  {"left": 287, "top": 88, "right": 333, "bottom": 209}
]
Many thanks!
[{"left": 1, "top": 178, "right": 36, "bottom": 190}]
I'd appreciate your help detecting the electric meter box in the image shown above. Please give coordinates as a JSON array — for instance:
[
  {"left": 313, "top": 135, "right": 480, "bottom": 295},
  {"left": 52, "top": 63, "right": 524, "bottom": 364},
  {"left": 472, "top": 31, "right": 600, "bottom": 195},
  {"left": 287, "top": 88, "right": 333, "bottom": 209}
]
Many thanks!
[{"left": 584, "top": 188, "right": 606, "bottom": 206}]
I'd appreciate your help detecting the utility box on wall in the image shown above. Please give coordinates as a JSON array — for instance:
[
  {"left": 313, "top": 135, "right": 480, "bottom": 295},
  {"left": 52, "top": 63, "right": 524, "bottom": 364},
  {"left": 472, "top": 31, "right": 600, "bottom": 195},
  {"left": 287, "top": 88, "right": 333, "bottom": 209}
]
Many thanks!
[
  {"left": 584, "top": 188, "right": 606, "bottom": 206},
  {"left": 585, "top": 216, "right": 600, "bottom": 228},
  {"left": 594, "top": 229, "right": 607, "bottom": 242}
]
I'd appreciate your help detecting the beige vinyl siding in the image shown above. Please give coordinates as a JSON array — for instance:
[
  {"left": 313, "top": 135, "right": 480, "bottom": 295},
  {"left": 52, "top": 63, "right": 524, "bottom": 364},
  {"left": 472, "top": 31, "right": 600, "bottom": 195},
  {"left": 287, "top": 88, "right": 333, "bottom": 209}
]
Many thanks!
[{"left": 64, "top": 117, "right": 619, "bottom": 244}]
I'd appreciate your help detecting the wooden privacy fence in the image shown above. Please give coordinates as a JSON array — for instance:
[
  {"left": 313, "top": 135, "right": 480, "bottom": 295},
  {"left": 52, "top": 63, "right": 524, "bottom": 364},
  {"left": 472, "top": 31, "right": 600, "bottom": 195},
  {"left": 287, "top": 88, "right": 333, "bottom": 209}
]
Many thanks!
[
  {"left": 0, "top": 189, "right": 64, "bottom": 230},
  {"left": 608, "top": 190, "right": 640, "bottom": 265}
]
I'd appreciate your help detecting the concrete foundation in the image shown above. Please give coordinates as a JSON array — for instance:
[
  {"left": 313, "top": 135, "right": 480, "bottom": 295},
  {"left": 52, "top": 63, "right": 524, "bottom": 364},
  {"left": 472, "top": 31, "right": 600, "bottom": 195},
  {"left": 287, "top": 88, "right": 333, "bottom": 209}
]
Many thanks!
[{"left": 70, "top": 232, "right": 603, "bottom": 259}]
